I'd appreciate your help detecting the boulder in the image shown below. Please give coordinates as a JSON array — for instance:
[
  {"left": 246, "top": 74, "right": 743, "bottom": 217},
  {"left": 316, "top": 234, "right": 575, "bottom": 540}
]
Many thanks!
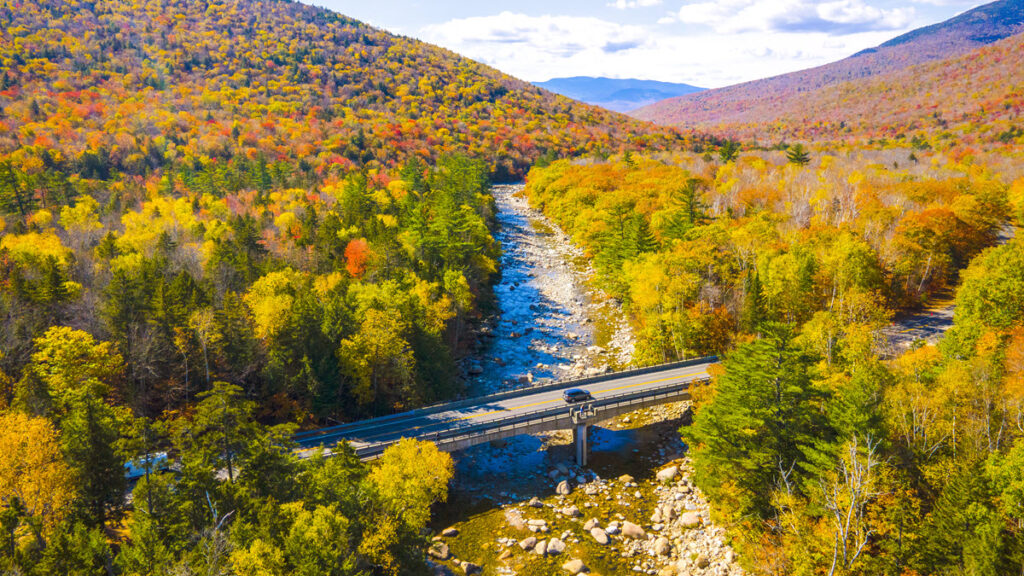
[
  {"left": 498, "top": 549, "right": 513, "bottom": 561},
  {"left": 658, "top": 566, "right": 678, "bottom": 576},
  {"left": 618, "top": 474, "right": 635, "bottom": 483},
  {"left": 441, "top": 527, "right": 459, "bottom": 537},
  {"left": 460, "top": 561, "right": 481, "bottom": 575},
  {"left": 621, "top": 521, "right": 645, "bottom": 539},
  {"left": 583, "top": 519, "right": 598, "bottom": 531},
  {"left": 547, "top": 537, "right": 566, "bottom": 555},
  {"left": 556, "top": 462, "right": 571, "bottom": 475},
  {"left": 534, "top": 539, "right": 548, "bottom": 556},
  {"left": 562, "top": 505, "right": 581, "bottom": 518},
  {"left": 654, "top": 536, "right": 672, "bottom": 556},
  {"left": 428, "top": 542, "right": 450, "bottom": 560},
  {"left": 519, "top": 536, "right": 537, "bottom": 551},
  {"left": 657, "top": 466, "right": 679, "bottom": 483},
  {"left": 527, "top": 519, "right": 547, "bottom": 528},
  {"left": 679, "top": 512, "right": 700, "bottom": 528},
  {"left": 590, "top": 527, "right": 610, "bottom": 545},
  {"left": 562, "top": 559, "right": 589, "bottom": 574},
  {"left": 556, "top": 480, "right": 572, "bottom": 495},
  {"left": 696, "top": 555, "right": 710, "bottom": 568},
  {"left": 529, "top": 497, "right": 543, "bottom": 508}
]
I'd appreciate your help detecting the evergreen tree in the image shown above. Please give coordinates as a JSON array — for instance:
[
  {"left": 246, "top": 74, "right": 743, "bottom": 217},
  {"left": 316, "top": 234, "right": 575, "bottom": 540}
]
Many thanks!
[{"left": 786, "top": 143, "right": 811, "bottom": 166}]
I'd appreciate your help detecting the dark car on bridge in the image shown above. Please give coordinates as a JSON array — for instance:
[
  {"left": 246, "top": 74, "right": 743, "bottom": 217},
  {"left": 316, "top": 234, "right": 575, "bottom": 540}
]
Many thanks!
[{"left": 562, "top": 388, "right": 592, "bottom": 403}]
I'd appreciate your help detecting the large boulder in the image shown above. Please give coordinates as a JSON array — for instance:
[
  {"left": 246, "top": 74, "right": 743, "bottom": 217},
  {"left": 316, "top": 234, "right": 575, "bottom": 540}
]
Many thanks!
[
  {"left": 519, "top": 536, "right": 537, "bottom": 551},
  {"left": 534, "top": 539, "right": 548, "bottom": 556},
  {"left": 428, "top": 541, "right": 450, "bottom": 560},
  {"left": 621, "top": 521, "right": 645, "bottom": 539},
  {"left": 460, "top": 561, "right": 481, "bottom": 575},
  {"left": 441, "top": 527, "right": 459, "bottom": 537},
  {"left": 654, "top": 536, "right": 672, "bottom": 556},
  {"left": 590, "top": 527, "right": 610, "bottom": 545},
  {"left": 547, "top": 537, "right": 566, "bottom": 555},
  {"left": 556, "top": 480, "right": 572, "bottom": 495},
  {"left": 679, "top": 511, "right": 701, "bottom": 528},
  {"left": 657, "top": 466, "right": 679, "bottom": 482},
  {"left": 562, "top": 559, "right": 589, "bottom": 574}
]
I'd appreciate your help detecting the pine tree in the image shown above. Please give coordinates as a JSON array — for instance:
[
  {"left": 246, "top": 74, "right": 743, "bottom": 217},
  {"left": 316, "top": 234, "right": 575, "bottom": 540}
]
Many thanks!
[{"left": 786, "top": 143, "right": 811, "bottom": 166}]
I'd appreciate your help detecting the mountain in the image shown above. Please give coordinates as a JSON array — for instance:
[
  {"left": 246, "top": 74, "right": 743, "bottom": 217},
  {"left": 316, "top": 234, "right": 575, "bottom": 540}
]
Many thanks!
[
  {"left": 633, "top": 0, "right": 1024, "bottom": 135},
  {"left": 0, "top": 0, "right": 690, "bottom": 183},
  {"left": 534, "top": 77, "right": 704, "bottom": 112}
]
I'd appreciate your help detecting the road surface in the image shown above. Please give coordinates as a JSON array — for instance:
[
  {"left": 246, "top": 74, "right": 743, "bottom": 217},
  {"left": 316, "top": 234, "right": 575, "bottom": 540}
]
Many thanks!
[{"left": 294, "top": 361, "right": 714, "bottom": 453}]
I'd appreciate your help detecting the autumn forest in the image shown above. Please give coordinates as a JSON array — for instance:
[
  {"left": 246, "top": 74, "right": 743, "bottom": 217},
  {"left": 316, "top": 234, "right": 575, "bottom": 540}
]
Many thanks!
[{"left": 2, "top": 0, "right": 1024, "bottom": 574}]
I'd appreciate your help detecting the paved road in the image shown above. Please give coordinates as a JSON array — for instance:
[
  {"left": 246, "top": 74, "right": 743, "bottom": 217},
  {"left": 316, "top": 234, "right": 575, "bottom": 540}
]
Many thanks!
[
  {"left": 884, "top": 299, "right": 956, "bottom": 351},
  {"left": 294, "top": 362, "right": 714, "bottom": 452}
]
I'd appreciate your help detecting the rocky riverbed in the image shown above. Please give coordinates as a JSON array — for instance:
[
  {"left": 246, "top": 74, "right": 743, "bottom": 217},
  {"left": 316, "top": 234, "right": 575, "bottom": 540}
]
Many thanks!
[
  {"left": 430, "top": 403, "right": 745, "bottom": 576},
  {"left": 466, "top": 184, "right": 634, "bottom": 394}
]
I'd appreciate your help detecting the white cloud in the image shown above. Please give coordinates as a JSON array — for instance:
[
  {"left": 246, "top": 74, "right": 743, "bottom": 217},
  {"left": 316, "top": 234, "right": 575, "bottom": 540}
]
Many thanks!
[
  {"left": 608, "top": 0, "right": 663, "bottom": 9},
  {"left": 419, "top": 10, "right": 915, "bottom": 87},
  {"left": 677, "top": 0, "right": 913, "bottom": 34}
]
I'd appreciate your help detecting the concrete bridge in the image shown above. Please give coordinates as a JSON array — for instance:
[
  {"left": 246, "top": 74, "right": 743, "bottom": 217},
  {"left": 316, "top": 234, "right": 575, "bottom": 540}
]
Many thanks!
[{"left": 294, "top": 357, "right": 717, "bottom": 465}]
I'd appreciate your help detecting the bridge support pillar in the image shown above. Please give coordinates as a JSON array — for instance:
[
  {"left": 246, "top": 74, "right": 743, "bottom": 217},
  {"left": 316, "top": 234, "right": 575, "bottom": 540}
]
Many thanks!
[
  {"left": 573, "top": 423, "right": 589, "bottom": 467},
  {"left": 570, "top": 403, "right": 596, "bottom": 467}
]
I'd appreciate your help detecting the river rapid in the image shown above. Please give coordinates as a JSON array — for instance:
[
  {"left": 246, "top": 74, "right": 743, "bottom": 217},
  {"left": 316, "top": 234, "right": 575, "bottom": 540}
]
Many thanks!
[{"left": 466, "top": 184, "right": 634, "bottom": 396}]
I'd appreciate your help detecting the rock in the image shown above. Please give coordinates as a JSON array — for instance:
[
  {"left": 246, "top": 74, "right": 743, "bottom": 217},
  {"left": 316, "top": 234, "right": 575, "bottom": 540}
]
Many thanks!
[
  {"left": 527, "top": 519, "right": 547, "bottom": 528},
  {"left": 519, "top": 536, "right": 537, "bottom": 551},
  {"left": 498, "top": 549, "right": 513, "bottom": 561},
  {"left": 725, "top": 550, "right": 735, "bottom": 563},
  {"left": 583, "top": 519, "right": 598, "bottom": 531},
  {"left": 656, "top": 466, "right": 679, "bottom": 482},
  {"left": 590, "top": 527, "right": 609, "bottom": 545},
  {"left": 556, "top": 462, "right": 571, "bottom": 475},
  {"left": 621, "top": 521, "right": 645, "bottom": 539},
  {"left": 679, "top": 512, "right": 700, "bottom": 528},
  {"left": 562, "top": 559, "right": 589, "bottom": 574},
  {"left": 460, "top": 561, "right": 481, "bottom": 575},
  {"left": 441, "top": 527, "right": 459, "bottom": 537},
  {"left": 605, "top": 523, "right": 620, "bottom": 535},
  {"left": 618, "top": 475, "right": 635, "bottom": 483},
  {"left": 529, "top": 497, "right": 543, "bottom": 508},
  {"left": 651, "top": 508, "right": 663, "bottom": 523},
  {"left": 654, "top": 537, "right": 672, "bottom": 556},
  {"left": 658, "top": 566, "right": 678, "bottom": 576},
  {"left": 467, "top": 363, "right": 484, "bottom": 375},
  {"left": 563, "top": 505, "right": 581, "bottom": 517},
  {"left": 584, "top": 485, "right": 599, "bottom": 495},
  {"left": 428, "top": 542, "right": 450, "bottom": 560},
  {"left": 556, "top": 480, "right": 572, "bottom": 495},
  {"left": 547, "top": 537, "right": 566, "bottom": 555},
  {"left": 696, "top": 555, "right": 710, "bottom": 568},
  {"left": 534, "top": 539, "right": 548, "bottom": 556}
]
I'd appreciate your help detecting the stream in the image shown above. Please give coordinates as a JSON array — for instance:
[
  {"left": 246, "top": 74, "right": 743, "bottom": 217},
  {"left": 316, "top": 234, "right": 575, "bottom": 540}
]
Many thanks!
[{"left": 467, "top": 184, "right": 634, "bottom": 396}]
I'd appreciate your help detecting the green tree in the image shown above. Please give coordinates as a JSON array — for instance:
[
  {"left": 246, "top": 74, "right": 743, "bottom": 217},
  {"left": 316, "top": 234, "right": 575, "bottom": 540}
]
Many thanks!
[
  {"left": 786, "top": 143, "right": 811, "bottom": 166},
  {"left": 686, "top": 323, "right": 830, "bottom": 519}
]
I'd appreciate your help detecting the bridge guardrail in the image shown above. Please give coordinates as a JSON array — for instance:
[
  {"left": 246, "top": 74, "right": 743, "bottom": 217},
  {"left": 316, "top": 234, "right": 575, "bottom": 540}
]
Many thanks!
[
  {"left": 293, "top": 355, "right": 718, "bottom": 444},
  {"left": 344, "top": 373, "right": 712, "bottom": 458}
]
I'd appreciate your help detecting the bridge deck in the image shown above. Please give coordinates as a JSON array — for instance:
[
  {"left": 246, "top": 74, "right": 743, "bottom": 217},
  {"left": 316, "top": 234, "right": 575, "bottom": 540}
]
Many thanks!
[{"left": 295, "top": 357, "right": 717, "bottom": 459}]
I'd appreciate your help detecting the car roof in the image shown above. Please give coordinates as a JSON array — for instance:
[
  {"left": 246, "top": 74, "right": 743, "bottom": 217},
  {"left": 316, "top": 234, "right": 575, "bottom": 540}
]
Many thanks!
[{"left": 565, "top": 388, "right": 585, "bottom": 393}]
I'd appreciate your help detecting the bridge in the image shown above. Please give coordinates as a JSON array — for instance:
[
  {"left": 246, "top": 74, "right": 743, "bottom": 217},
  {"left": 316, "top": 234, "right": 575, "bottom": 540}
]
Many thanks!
[{"left": 294, "top": 356, "right": 717, "bottom": 466}]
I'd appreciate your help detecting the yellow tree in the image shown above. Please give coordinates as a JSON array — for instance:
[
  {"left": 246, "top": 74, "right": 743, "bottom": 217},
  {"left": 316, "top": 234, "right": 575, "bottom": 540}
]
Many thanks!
[{"left": 0, "top": 411, "right": 75, "bottom": 550}]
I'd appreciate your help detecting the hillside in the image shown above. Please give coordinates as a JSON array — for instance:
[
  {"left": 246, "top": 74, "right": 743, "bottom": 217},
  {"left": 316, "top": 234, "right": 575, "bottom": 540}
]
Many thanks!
[
  {"left": 534, "top": 76, "right": 703, "bottom": 112},
  {"left": 0, "top": 0, "right": 688, "bottom": 183},
  {"left": 633, "top": 0, "right": 1024, "bottom": 137}
]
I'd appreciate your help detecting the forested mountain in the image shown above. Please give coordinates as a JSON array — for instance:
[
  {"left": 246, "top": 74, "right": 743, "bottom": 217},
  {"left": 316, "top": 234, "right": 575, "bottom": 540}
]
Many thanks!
[
  {"left": 0, "top": 1, "right": 695, "bottom": 573},
  {"left": 535, "top": 76, "right": 703, "bottom": 112},
  {"left": 633, "top": 0, "right": 1024, "bottom": 139}
]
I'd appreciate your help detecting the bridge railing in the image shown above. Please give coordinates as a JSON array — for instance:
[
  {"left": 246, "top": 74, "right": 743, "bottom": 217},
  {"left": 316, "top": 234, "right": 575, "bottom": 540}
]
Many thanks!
[
  {"left": 293, "top": 355, "right": 718, "bottom": 445},
  {"left": 349, "top": 373, "right": 711, "bottom": 459}
]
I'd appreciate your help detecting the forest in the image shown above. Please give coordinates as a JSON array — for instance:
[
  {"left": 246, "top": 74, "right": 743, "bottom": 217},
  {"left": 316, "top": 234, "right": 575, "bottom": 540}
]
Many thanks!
[
  {"left": 0, "top": 0, "right": 696, "bottom": 573},
  {"left": 525, "top": 142, "right": 1024, "bottom": 573}
]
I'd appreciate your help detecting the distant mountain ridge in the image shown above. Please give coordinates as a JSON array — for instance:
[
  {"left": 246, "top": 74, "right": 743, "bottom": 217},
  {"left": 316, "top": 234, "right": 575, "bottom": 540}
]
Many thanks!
[
  {"left": 535, "top": 77, "right": 703, "bottom": 112},
  {"left": 633, "top": 0, "right": 1024, "bottom": 131}
]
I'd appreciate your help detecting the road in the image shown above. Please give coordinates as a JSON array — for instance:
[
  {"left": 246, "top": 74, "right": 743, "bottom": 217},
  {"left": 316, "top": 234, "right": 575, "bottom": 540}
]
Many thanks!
[{"left": 294, "top": 361, "right": 714, "bottom": 454}]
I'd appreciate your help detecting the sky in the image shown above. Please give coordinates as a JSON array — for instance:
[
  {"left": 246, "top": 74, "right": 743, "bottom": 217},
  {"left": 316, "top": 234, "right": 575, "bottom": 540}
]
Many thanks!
[{"left": 301, "top": 0, "right": 985, "bottom": 88}]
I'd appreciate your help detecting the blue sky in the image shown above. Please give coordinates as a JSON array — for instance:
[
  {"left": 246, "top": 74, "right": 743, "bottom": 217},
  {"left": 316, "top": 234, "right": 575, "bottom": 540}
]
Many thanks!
[{"left": 302, "top": 0, "right": 984, "bottom": 88}]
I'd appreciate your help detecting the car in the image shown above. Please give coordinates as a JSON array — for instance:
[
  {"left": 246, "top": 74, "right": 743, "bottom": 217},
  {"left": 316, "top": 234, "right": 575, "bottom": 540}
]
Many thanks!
[{"left": 562, "top": 388, "right": 592, "bottom": 403}]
